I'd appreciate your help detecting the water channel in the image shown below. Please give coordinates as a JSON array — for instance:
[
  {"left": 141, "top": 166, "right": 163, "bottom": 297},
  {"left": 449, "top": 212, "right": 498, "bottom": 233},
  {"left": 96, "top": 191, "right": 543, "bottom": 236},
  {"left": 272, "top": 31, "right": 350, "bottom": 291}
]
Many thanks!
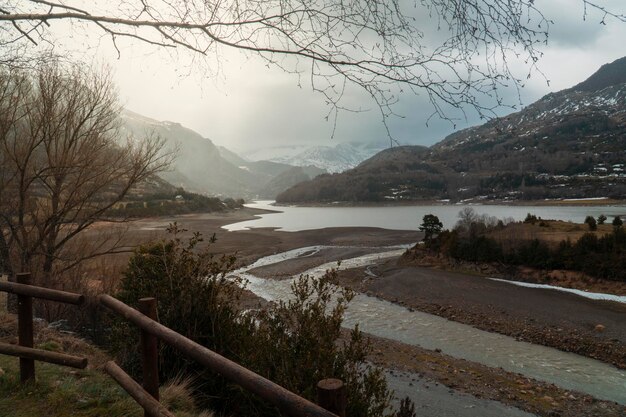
[{"left": 232, "top": 246, "right": 626, "bottom": 405}]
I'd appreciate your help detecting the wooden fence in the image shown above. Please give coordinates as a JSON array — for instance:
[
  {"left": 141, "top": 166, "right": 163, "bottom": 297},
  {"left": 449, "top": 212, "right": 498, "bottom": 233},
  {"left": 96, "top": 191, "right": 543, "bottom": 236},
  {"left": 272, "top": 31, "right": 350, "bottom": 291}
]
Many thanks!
[{"left": 0, "top": 272, "right": 346, "bottom": 417}]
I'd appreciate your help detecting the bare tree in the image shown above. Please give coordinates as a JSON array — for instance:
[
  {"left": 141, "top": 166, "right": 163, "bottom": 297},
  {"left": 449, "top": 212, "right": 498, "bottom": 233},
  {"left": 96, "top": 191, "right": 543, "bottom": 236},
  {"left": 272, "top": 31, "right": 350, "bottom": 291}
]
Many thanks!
[
  {"left": 0, "top": 61, "right": 170, "bottom": 285},
  {"left": 0, "top": 1, "right": 622, "bottom": 136}
]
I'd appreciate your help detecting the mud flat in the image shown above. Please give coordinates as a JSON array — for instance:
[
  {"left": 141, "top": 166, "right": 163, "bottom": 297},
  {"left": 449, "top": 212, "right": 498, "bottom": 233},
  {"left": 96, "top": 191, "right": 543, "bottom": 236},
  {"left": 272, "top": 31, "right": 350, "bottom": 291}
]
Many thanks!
[{"left": 112, "top": 207, "right": 421, "bottom": 266}]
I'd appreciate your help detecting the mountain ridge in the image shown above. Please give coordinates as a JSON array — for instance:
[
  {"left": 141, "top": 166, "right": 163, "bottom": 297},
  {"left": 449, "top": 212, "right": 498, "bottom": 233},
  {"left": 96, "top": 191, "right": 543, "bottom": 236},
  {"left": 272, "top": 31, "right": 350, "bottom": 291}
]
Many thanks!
[
  {"left": 277, "top": 56, "right": 626, "bottom": 203},
  {"left": 243, "top": 141, "right": 388, "bottom": 173}
]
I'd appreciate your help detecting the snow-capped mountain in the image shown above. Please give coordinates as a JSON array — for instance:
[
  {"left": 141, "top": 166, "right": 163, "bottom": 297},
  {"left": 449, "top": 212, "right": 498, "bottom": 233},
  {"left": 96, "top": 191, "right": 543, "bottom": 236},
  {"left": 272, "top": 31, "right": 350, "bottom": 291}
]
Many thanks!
[
  {"left": 243, "top": 141, "right": 388, "bottom": 173},
  {"left": 277, "top": 56, "right": 626, "bottom": 203}
]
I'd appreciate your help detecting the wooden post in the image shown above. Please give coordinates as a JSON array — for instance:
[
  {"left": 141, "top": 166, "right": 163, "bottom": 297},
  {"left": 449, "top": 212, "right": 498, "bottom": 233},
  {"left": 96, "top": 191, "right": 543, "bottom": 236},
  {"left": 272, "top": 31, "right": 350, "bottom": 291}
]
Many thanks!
[
  {"left": 0, "top": 342, "right": 88, "bottom": 369},
  {"left": 105, "top": 361, "right": 176, "bottom": 417},
  {"left": 99, "top": 294, "right": 338, "bottom": 417},
  {"left": 317, "top": 378, "right": 346, "bottom": 417},
  {"left": 139, "top": 297, "right": 159, "bottom": 417},
  {"left": 16, "top": 272, "right": 35, "bottom": 383}
]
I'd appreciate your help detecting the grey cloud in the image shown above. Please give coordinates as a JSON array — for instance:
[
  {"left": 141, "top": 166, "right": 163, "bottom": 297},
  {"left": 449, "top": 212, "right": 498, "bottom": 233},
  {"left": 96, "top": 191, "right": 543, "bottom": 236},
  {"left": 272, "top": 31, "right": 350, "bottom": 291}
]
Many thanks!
[{"left": 100, "top": 0, "right": 625, "bottom": 152}]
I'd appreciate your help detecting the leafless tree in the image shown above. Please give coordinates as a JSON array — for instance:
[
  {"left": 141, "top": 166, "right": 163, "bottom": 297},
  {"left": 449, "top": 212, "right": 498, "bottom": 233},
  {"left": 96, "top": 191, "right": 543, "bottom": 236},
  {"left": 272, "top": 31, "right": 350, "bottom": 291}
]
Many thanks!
[
  {"left": 455, "top": 207, "right": 479, "bottom": 232},
  {"left": 0, "top": 1, "right": 622, "bottom": 137},
  {"left": 0, "top": 61, "right": 171, "bottom": 285}
]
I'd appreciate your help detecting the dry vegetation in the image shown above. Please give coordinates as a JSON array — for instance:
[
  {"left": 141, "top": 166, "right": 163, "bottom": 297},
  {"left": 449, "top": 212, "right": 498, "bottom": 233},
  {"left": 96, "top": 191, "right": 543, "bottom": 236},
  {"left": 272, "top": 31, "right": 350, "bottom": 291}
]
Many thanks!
[{"left": 487, "top": 220, "right": 616, "bottom": 248}]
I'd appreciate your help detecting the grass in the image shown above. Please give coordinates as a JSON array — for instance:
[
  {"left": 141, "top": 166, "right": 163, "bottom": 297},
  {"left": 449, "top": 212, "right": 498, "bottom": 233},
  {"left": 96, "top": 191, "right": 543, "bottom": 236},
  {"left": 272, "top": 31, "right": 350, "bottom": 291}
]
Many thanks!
[
  {"left": 0, "top": 309, "right": 214, "bottom": 417},
  {"left": 0, "top": 354, "right": 142, "bottom": 417},
  {"left": 0, "top": 355, "right": 214, "bottom": 417}
]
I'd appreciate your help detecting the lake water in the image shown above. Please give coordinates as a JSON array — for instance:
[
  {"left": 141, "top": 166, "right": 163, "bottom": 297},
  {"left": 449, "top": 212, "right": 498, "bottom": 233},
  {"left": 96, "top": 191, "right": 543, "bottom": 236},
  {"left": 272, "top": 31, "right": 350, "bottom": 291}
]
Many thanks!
[{"left": 224, "top": 201, "right": 626, "bottom": 231}]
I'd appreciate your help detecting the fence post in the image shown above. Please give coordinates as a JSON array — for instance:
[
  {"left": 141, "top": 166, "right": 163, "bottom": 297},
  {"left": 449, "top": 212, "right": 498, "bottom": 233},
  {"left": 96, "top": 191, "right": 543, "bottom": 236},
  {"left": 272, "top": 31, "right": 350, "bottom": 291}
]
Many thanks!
[
  {"left": 138, "top": 297, "right": 159, "bottom": 417},
  {"left": 16, "top": 272, "right": 35, "bottom": 383},
  {"left": 317, "top": 378, "right": 346, "bottom": 417}
]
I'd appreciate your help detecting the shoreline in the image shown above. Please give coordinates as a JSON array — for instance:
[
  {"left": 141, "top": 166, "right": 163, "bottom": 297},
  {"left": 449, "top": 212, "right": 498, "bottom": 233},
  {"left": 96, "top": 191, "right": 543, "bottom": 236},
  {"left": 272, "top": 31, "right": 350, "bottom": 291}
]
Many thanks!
[
  {"left": 238, "top": 250, "right": 626, "bottom": 417},
  {"left": 271, "top": 198, "right": 626, "bottom": 208},
  {"left": 112, "top": 207, "right": 421, "bottom": 266}
]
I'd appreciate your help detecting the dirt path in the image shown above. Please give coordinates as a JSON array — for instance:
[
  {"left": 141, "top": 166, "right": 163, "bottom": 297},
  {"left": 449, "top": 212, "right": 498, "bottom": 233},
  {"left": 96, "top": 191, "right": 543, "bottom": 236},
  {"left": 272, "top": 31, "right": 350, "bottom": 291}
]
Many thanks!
[{"left": 385, "top": 369, "right": 536, "bottom": 417}]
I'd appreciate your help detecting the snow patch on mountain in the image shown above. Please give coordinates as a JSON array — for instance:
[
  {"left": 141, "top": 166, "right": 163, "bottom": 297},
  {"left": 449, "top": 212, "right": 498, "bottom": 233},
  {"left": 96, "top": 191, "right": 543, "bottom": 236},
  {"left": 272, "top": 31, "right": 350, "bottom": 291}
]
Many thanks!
[{"left": 243, "top": 142, "right": 388, "bottom": 173}]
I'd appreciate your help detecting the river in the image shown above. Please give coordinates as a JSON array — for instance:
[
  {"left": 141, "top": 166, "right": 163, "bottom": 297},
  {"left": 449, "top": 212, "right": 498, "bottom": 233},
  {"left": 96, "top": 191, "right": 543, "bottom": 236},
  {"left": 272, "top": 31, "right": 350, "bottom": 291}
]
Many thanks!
[{"left": 231, "top": 246, "right": 626, "bottom": 405}]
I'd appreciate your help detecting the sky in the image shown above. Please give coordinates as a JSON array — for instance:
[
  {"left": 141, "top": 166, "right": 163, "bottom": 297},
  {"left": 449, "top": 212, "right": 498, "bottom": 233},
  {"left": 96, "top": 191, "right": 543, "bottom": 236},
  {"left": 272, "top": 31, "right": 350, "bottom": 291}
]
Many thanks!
[{"left": 34, "top": 0, "right": 626, "bottom": 153}]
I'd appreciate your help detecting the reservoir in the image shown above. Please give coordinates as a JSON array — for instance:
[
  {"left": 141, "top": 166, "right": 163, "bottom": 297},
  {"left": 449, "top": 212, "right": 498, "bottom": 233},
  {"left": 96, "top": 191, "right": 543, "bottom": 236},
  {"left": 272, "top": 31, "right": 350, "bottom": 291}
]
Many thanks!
[{"left": 224, "top": 201, "right": 626, "bottom": 231}]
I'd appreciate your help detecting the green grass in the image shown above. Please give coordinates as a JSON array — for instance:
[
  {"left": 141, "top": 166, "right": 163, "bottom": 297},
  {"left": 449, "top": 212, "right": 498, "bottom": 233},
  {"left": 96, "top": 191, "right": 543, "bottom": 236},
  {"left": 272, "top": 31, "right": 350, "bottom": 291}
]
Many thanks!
[
  {"left": 0, "top": 307, "right": 213, "bottom": 417},
  {"left": 0, "top": 355, "right": 142, "bottom": 417}
]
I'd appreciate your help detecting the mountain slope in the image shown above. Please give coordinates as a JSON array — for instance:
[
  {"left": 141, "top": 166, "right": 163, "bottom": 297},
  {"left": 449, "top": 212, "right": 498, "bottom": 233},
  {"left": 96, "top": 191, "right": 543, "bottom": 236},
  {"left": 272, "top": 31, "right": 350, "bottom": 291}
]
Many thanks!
[
  {"left": 257, "top": 165, "right": 326, "bottom": 198},
  {"left": 121, "top": 111, "right": 325, "bottom": 198},
  {"left": 122, "top": 110, "right": 262, "bottom": 197},
  {"left": 277, "top": 57, "right": 626, "bottom": 203}
]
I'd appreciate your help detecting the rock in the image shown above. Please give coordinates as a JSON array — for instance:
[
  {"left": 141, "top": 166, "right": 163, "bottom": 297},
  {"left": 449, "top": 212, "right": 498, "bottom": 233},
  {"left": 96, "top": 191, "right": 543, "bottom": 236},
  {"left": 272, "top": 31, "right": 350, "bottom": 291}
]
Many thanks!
[
  {"left": 595, "top": 324, "right": 606, "bottom": 332},
  {"left": 48, "top": 319, "right": 71, "bottom": 331}
]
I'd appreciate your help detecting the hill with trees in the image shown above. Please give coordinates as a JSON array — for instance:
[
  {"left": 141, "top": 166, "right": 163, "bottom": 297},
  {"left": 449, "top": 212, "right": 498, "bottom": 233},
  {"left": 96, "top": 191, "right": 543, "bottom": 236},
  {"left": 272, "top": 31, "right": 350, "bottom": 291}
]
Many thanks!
[{"left": 277, "top": 57, "right": 626, "bottom": 203}]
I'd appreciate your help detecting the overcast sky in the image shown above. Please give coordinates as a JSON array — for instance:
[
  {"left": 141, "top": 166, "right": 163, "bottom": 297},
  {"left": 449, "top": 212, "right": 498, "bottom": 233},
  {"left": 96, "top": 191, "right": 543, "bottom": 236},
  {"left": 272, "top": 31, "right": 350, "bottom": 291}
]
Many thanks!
[{"left": 46, "top": 0, "right": 626, "bottom": 153}]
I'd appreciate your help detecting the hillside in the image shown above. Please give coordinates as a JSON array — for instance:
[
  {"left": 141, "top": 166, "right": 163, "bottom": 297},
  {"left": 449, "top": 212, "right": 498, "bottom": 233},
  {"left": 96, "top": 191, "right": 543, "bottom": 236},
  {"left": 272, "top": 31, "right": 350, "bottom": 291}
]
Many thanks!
[
  {"left": 121, "top": 111, "right": 324, "bottom": 198},
  {"left": 277, "top": 56, "right": 626, "bottom": 203}
]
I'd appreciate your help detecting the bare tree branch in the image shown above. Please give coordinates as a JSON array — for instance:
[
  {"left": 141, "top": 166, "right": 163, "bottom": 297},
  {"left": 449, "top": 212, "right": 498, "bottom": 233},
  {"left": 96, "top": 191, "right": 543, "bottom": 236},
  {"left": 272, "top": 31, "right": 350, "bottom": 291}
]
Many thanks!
[
  {"left": 0, "top": 1, "right": 621, "bottom": 141},
  {"left": 0, "top": 60, "right": 171, "bottom": 284}
]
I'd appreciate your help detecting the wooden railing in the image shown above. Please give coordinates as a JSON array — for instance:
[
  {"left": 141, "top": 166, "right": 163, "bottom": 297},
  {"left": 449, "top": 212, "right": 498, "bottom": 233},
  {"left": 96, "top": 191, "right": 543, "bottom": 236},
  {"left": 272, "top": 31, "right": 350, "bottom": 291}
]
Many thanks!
[{"left": 0, "top": 272, "right": 347, "bottom": 417}]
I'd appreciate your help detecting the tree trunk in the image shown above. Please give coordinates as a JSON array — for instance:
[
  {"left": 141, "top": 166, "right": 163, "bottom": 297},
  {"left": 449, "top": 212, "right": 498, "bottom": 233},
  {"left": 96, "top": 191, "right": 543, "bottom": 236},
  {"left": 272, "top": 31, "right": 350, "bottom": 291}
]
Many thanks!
[{"left": 0, "top": 229, "right": 16, "bottom": 312}]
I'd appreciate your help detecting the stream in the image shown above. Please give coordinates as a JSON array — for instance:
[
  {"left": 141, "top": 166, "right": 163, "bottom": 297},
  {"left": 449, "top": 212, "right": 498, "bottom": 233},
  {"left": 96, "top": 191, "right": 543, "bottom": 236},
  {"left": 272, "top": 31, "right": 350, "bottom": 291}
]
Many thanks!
[{"left": 231, "top": 246, "right": 626, "bottom": 405}]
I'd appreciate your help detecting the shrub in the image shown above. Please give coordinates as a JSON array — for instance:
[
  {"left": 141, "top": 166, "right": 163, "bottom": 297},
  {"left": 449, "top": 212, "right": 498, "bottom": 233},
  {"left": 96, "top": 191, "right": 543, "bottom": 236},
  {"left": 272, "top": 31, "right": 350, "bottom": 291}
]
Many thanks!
[
  {"left": 254, "top": 271, "right": 393, "bottom": 417},
  {"left": 397, "top": 397, "right": 417, "bottom": 417},
  {"left": 111, "top": 225, "right": 395, "bottom": 417},
  {"left": 584, "top": 215, "right": 597, "bottom": 231},
  {"left": 524, "top": 213, "right": 538, "bottom": 224},
  {"left": 110, "top": 224, "right": 254, "bottom": 409},
  {"left": 437, "top": 222, "right": 626, "bottom": 282},
  {"left": 597, "top": 214, "right": 607, "bottom": 225},
  {"left": 613, "top": 216, "right": 623, "bottom": 227}
]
